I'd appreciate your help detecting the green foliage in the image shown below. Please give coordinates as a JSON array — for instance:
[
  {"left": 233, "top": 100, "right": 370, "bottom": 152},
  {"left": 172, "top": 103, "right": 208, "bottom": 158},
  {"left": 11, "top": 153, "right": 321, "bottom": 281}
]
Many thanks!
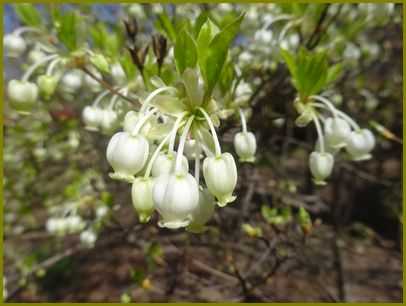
[
  {"left": 281, "top": 47, "right": 342, "bottom": 100},
  {"left": 155, "top": 11, "right": 177, "bottom": 42},
  {"left": 14, "top": 4, "right": 43, "bottom": 27},
  {"left": 174, "top": 29, "right": 197, "bottom": 74},
  {"left": 90, "top": 22, "right": 122, "bottom": 58},
  {"left": 199, "top": 13, "right": 244, "bottom": 100},
  {"left": 54, "top": 11, "right": 80, "bottom": 51}
]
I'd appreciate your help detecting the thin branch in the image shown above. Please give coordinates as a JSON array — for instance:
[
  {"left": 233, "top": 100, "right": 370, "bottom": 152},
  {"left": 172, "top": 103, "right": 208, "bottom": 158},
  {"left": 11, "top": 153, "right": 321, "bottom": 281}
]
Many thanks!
[{"left": 81, "top": 66, "right": 140, "bottom": 106}]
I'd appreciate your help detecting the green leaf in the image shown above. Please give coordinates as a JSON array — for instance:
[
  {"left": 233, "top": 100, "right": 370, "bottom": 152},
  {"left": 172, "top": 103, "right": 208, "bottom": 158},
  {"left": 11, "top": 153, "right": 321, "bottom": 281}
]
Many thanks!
[
  {"left": 14, "top": 4, "right": 43, "bottom": 27},
  {"left": 151, "top": 95, "right": 187, "bottom": 115},
  {"left": 326, "top": 63, "right": 343, "bottom": 85},
  {"left": 119, "top": 51, "right": 137, "bottom": 80},
  {"left": 196, "top": 18, "right": 219, "bottom": 76},
  {"left": 280, "top": 49, "right": 297, "bottom": 78},
  {"left": 56, "top": 11, "right": 79, "bottom": 51},
  {"left": 174, "top": 29, "right": 197, "bottom": 74},
  {"left": 156, "top": 12, "right": 176, "bottom": 42},
  {"left": 202, "top": 13, "right": 244, "bottom": 99},
  {"left": 193, "top": 11, "right": 209, "bottom": 37}
]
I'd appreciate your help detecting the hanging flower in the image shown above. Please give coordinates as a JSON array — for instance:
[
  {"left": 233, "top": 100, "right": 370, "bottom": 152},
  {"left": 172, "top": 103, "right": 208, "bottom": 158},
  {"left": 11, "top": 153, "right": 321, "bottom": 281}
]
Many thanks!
[
  {"left": 82, "top": 106, "right": 103, "bottom": 131},
  {"left": 324, "top": 117, "right": 351, "bottom": 148},
  {"left": 3, "top": 34, "right": 26, "bottom": 57},
  {"left": 234, "top": 131, "right": 257, "bottom": 162},
  {"left": 152, "top": 173, "right": 199, "bottom": 229},
  {"left": 151, "top": 152, "right": 189, "bottom": 177},
  {"left": 346, "top": 129, "right": 375, "bottom": 161},
  {"left": 203, "top": 153, "right": 237, "bottom": 207},
  {"left": 7, "top": 80, "right": 38, "bottom": 113},
  {"left": 106, "top": 131, "right": 149, "bottom": 181},
  {"left": 309, "top": 151, "right": 334, "bottom": 185},
  {"left": 131, "top": 177, "right": 155, "bottom": 223}
]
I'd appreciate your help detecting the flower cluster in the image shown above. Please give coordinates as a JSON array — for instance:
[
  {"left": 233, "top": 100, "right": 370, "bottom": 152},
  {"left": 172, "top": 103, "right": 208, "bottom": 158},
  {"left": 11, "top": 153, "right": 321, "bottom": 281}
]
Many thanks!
[
  {"left": 294, "top": 95, "right": 375, "bottom": 185},
  {"left": 105, "top": 69, "right": 257, "bottom": 232}
]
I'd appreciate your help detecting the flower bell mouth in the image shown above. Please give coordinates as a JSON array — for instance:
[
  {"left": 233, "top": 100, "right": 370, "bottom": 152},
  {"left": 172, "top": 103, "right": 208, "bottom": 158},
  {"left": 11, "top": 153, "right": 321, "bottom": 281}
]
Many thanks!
[{"left": 152, "top": 173, "right": 199, "bottom": 229}]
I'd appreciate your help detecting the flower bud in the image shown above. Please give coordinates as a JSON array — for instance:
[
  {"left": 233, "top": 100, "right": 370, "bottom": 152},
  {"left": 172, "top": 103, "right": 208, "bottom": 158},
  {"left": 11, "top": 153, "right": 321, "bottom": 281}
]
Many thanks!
[
  {"left": 37, "top": 75, "right": 58, "bottom": 100},
  {"left": 100, "top": 109, "right": 118, "bottom": 134},
  {"left": 346, "top": 129, "right": 375, "bottom": 161},
  {"left": 153, "top": 173, "right": 199, "bottom": 229},
  {"left": 59, "top": 70, "right": 83, "bottom": 94},
  {"left": 131, "top": 177, "right": 154, "bottom": 223},
  {"left": 234, "top": 131, "right": 256, "bottom": 162},
  {"left": 294, "top": 100, "right": 314, "bottom": 127},
  {"left": 203, "top": 153, "right": 237, "bottom": 207},
  {"left": 82, "top": 106, "right": 103, "bottom": 131},
  {"left": 309, "top": 151, "right": 334, "bottom": 185},
  {"left": 89, "top": 53, "right": 110, "bottom": 73},
  {"left": 151, "top": 152, "right": 189, "bottom": 177},
  {"left": 187, "top": 188, "right": 215, "bottom": 233},
  {"left": 111, "top": 63, "right": 127, "bottom": 85},
  {"left": 106, "top": 131, "right": 149, "bottom": 181},
  {"left": 80, "top": 230, "right": 97, "bottom": 248},
  {"left": 3, "top": 34, "right": 26, "bottom": 57},
  {"left": 184, "top": 139, "right": 201, "bottom": 159},
  {"left": 7, "top": 80, "right": 38, "bottom": 113},
  {"left": 324, "top": 117, "right": 351, "bottom": 148}
]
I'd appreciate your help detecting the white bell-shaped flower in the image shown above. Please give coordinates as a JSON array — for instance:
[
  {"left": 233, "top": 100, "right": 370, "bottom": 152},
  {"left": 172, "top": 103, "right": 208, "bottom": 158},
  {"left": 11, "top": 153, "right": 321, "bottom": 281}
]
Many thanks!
[
  {"left": 7, "top": 80, "right": 38, "bottom": 113},
  {"left": 346, "top": 129, "right": 375, "bottom": 161},
  {"left": 65, "top": 216, "right": 85, "bottom": 233},
  {"left": 309, "top": 151, "right": 334, "bottom": 185},
  {"left": 4, "top": 34, "right": 26, "bottom": 57},
  {"left": 131, "top": 177, "right": 155, "bottom": 223},
  {"left": 324, "top": 117, "right": 351, "bottom": 148},
  {"left": 82, "top": 106, "right": 103, "bottom": 131},
  {"left": 234, "top": 131, "right": 257, "bottom": 162},
  {"left": 151, "top": 152, "right": 189, "bottom": 177},
  {"left": 203, "top": 153, "right": 237, "bottom": 207},
  {"left": 187, "top": 188, "right": 215, "bottom": 233},
  {"left": 100, "top": 109, "right": 118, "bottom": 134},
  {"left": 111, "top": 63, "right": 127, "bottom": 85},
  {"left": 80, "top": 230, "right": 97, "bottom": 248},
  {"left": 152, "top": 173, "right": 199, "bottom": 229},
  {"left": 106, "top": 131, "right": 149, "bottom": 181},
  {"left": 60, "top": 70, "right": 83, "bottom": 94},
  {"left": 37, "top": 75, "right": 59, "bottom": 100}
]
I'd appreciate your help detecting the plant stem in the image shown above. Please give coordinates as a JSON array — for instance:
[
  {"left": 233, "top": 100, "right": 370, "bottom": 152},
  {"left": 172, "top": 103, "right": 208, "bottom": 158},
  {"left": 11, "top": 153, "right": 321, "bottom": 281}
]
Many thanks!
[
  {"left": 238, "top": 108, "right": 248, "bottom": 133},
  {"left": 22, "top": 54, "right": 58, "bottom": 81},
  {"left": 312, "top": 113, "right": 325, "bottom": 153},
  {"left": 81, "top": 66, "right": 139, "bottom": 106},
  {"left": 175, "top": 116, "right": 194, "bottom": 174},
  {"left": 198, "top": 108, "right": 221, "bottom": 157}
]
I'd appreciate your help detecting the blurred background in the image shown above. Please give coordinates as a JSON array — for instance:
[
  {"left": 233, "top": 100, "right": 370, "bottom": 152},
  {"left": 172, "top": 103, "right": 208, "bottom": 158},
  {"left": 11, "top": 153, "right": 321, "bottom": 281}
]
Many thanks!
[{"left": 3, "top": 3, "right": 403, "bottom": 302}]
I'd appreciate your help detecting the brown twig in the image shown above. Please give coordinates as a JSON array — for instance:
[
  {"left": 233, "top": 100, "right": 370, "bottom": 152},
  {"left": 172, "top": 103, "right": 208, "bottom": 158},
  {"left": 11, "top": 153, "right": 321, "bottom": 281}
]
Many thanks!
[{"left": 81, "top": 66, "right": 140, "bottom": 106}]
